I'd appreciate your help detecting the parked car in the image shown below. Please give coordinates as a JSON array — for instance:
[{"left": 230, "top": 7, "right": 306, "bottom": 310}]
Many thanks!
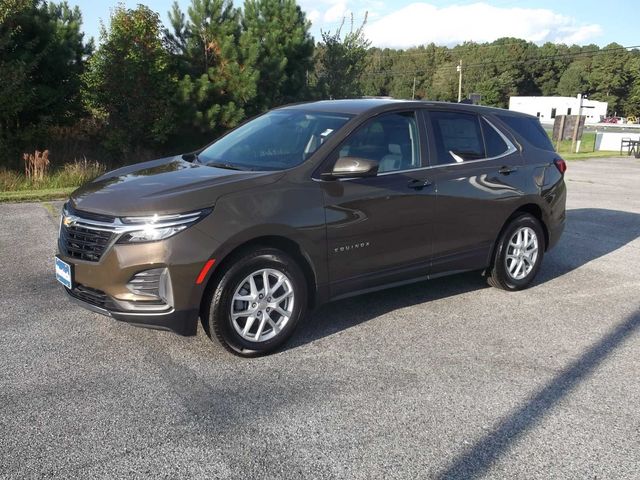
[{"left": 56, "top": 99, "right": 567, "bottom": 356}]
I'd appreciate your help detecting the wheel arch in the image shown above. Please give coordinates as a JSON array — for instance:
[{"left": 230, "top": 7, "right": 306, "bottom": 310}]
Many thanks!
[
  {"left": 198, "top": 235, "right": 320, "bottom": 330},
  {"left": 510, "top": 203, "right": 549, "bottom": 249},
  {"left": 487, "top": 202, "right": 550, "bottom": 272}
]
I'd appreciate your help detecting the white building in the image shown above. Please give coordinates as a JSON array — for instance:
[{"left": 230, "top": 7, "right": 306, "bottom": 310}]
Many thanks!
[{"left": 508, "top": 95, "right": 608, "bottom": 125}]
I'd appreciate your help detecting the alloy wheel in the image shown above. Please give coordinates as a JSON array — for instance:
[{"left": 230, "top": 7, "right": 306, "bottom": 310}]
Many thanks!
[
  {"left": 230, "top": 268, "right": 295, "bottom": 342},
  {"left": 505, "top": 226, "right": 539, "bottom": 280}
]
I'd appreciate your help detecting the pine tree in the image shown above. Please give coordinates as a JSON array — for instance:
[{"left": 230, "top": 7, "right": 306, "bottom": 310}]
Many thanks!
[
  {"left": 623, "top": 53, "right": 640, "bottom": 117},
  {"left": 241, "top": 0, "right": 314, "bottom": 113},
  {"left": 588, "top": 43, "right": 630, "bottom": 115},
  {"left": 166, "top": 0, "right": 258, "bottom": 139},
  {"left": 557, "top": 62, "right": 590, "bottom": 97},
  {"left": 0, "top": 0, "right": 90, "bottom": 167}
]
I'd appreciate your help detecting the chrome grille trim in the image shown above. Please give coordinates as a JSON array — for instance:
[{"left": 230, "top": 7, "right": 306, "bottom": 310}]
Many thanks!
[{"left": 58, "top": 205, "right": 209, "bottom": 263}]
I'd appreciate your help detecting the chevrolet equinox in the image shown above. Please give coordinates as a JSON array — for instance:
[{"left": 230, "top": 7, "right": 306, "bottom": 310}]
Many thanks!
[{"left": 56, "top": 99, "right": 566, "bottom": 356}]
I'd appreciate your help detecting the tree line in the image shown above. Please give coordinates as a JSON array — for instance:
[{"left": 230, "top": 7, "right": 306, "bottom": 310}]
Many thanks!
[
  {"left": 362, "top": 40, "right": 640, "bottom": 115},
  {"left": 1, "top": 0, "right": 639, "bottom": 170}
]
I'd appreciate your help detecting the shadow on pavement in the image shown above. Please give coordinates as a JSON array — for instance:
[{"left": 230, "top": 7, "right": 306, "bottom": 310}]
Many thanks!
[
  {"left": 435, "top": 308, "right": 640, "bottom": 479},
  {"left": 292, "top": 208, "right": 640, "bottom": 349},
  {"left": 541, "top": 208, "right": 640, "bottom": 280},
  {"left": 289, "top": 270, "right": 488, "bottom": 350}
]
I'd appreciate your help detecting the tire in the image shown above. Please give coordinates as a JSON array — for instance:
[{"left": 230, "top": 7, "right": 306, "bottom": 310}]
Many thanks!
[
  {"left": 205, "top": 248, "right": 307, "bottom": 357},
  {"left": 487, "top": 214, "right": 545, "bottom": 291}
]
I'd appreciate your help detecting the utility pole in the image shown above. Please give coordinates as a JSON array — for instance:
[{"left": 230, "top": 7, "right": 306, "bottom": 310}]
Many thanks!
[
  {"left": 411, "top": 76, "right": 416, "bottom": 100},
  {"left": 571, "top": 93, "right": 584, "bottom": 153},
  {"left": 457, "top": 60, "right": 462, "bottom": 102}
]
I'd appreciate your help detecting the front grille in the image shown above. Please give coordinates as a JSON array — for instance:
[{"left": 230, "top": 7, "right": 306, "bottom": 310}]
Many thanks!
[
  {"left": 59, "top": 224, "right": 114, "bottom": 262},
  {"left": 67, "top": 284, "right": 119, "bottom": 311}
]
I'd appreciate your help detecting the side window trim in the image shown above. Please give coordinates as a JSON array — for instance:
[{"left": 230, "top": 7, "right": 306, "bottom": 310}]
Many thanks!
[
  {"left": 427, "top": 109, "right": 485, "bottom": 165},
  {"left": 425, "top": 109, "right": 518, "bottom": 167},
  {"left": 328, "top": 109, "right": 425, "bottom": 178},
  {"left": 376, "top": 109, "right": 432, "bottom": 176},
  {"left": 480, "top": 117, "right": 518, "bottom": 161}
]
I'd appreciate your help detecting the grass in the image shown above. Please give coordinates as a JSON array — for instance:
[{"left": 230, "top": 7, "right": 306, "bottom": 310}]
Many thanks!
[
  {"left": 554, "top": 132, "right": 597, "bottom": 154},
  {"left": 0, "top": 158, "right": 105, "bottom": 203},
  {"left": 562, "top": 151, "right": 623, "bottom": 160},
  {"left": 0, "top": 187, "right": 76, "bottom": 202},
  {"left": 41, "top": 201, "right": 61, "bottom": 219},
  {"left": 547, "top": 131, "right": 625, "bottom": 160}
]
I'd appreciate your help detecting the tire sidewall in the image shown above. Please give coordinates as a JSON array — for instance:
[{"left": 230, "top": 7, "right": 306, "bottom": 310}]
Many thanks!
[
  {"left": 494, "top": 215, "right": 545, "bottom": 290},
  {"left": 209, "top": 249, "right": 307, "bottom": 356}
]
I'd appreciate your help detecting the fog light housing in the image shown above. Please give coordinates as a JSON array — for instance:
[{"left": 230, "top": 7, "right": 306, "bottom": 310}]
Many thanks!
[{"left": 123, "top": 267, "right": 174, "bottom": 311}]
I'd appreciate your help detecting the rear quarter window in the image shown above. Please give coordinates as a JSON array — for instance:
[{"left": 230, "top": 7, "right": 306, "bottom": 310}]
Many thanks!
[
  {"left": 481, "top": 118, "right": 509, "bottom": 158},
  {"left": 496, "top": 115, "right": 555, "bottom": 152}
]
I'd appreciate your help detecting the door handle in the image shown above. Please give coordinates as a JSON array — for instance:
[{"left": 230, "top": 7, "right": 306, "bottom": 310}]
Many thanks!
[
  {"left": 498, "top": 165, "right": 518, "bottom": 175},
  {"left": 407, "top": 178, "right": 433, "bottom": 190}
]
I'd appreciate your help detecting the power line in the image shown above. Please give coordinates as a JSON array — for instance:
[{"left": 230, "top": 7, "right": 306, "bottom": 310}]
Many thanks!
[
  {"left": 367, "top": 39, "right": 575, "bottom": 59},
  {"left": 361, "top": 44, "right": 640, "bottom": 78}
]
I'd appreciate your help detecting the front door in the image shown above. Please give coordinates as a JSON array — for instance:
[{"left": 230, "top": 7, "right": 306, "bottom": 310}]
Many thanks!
[{"left": 319, "top": 110, "right": 437, "bottom": 298}]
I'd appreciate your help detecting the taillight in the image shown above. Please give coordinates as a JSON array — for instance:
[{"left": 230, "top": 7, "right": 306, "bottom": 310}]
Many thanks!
[{"left": 554, "top": 157, "right": 567, "bottom": 174}]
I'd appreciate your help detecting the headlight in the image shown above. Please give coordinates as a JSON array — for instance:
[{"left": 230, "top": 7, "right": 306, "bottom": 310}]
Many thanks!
[{"left": 116, "top": 209, "right": 211, "bottom": 244}]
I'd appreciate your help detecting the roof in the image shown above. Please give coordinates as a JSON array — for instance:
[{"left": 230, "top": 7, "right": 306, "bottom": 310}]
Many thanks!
[
  {"left": 281, "top": 98, "right": 406, "bottom": 115},
  {"left": 279, "top": 98, "right": 526, "bottom": 118}
]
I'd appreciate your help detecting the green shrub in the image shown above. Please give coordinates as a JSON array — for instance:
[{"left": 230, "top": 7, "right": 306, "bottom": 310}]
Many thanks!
[
  {"left": 54, "top": 158, "right": 106, "bottom": 187},
  {"left": 0, "top": 158, "right": 106, "bottom": 191},
  {"left": 0, "top": 168, "right": 24, "bottom": 191}
]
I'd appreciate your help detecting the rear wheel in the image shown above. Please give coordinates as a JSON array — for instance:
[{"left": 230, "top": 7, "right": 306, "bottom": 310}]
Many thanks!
[
  {"left": 487, "top": 214, "right": 545, "bottom": 291},
  {"left": 205, "top": 248, "right": 307, "bottom": 356}
]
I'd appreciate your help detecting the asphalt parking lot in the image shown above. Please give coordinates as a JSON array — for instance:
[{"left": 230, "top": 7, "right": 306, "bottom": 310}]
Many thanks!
[{"left": 1, "top": 157, "right": 639, "bottom": 479}]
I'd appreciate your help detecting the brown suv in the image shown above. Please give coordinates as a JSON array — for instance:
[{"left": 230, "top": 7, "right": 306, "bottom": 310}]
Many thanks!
[{"left": 56, "top": 99, "right": 566, "bottom": 356}]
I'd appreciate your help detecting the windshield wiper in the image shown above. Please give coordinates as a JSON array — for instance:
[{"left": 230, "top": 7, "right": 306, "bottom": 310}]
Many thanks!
[
  {"left": 207, "top": 161, "right": 252, "bottom": 171},
  {"left": 182, "top": 152, "right": 200, "bottom": 163}
]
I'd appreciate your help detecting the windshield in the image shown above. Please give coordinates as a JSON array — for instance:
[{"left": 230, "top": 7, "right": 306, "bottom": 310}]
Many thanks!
[{"left": 198, "top": 110, "right": 353, "bottom": 171}]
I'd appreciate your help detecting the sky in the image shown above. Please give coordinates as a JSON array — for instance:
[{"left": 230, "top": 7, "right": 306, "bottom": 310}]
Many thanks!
[{"left": 67, "top": 0, "right": 638, "bottom": 49}]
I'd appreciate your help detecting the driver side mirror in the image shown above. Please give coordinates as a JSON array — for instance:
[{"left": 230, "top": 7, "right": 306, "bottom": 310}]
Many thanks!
[{"left": 323, "top": 156, "right": 379, "bottom": 179}]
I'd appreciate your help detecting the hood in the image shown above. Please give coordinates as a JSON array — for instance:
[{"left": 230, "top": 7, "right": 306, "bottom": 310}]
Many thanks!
[{"left": 70, "top": 156, "right": 283, "bottom": 216}]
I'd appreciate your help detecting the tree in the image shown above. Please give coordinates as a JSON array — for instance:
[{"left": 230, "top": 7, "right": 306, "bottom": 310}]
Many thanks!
[
  {"left": 0, "top": 0, "right": 90, "bottom": 167},
  {"left": 430, "top": 62, "right": 457, "bottom": 101},
  {"left": 361, "top": 48, "right": 395, "bottom": 97},
  {"left": 588, "top": 43, "right": 630, "bottom": 115},
  {"left": 166, "top": 0, "right": 258, "bottom": 140},
  {"left": 623, "top": 53, "right": 640, "bottom": 116},
  {"left": 557, "top": 61, "right": 589, "bottom": 97},
  {"left": 530, "top": 42, "right": 572, "bottom": 96},
  {"left": 315, "top": 14, "right": 370, "bottom": 99},
  {"left": 241, "top": 0, "right": 314, "bottom": 113},
  {"left": 83, "top": 5, "right": 175, "bottom": 158}
]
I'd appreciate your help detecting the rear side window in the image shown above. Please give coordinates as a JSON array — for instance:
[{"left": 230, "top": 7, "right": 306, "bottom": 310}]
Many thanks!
[
  {"left": 481, "top": 118, "right": 509, "bottom": 158},
  {"left": 430, "top": 111, "right": 484, "bottom": 164},
  {"left": 496, "top": 115, "right": 554, "bottom": 151}
]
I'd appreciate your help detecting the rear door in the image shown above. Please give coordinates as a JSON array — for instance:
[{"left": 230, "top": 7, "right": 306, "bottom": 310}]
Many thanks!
[{"left": 424, "top": 109, "right": 527, "bottom": 274}]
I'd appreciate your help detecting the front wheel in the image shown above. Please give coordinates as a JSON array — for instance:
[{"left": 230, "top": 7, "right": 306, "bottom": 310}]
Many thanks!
[
  {"left": 205, "top": 248, "right": 307, "bottom": 357},
  {"left": 487, "top": 214, "right": 545, "bottom": 291}
]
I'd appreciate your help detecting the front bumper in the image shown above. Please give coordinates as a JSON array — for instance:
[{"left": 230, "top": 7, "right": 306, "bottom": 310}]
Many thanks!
[
  {"left": 57, "top": 217, "right": 222, "bottom": 336},
  {"left": 65, "top": 288, "right": 199, "bottom": 335}
]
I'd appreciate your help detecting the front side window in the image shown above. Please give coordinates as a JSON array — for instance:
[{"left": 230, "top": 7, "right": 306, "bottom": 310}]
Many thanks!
[
  {"left": 430, "top": 111, "right": 484, "bottom": 164},
  {"left": 336, "top": 112, "right": 421, "bottom": 174},
  {"left": 198, "top": 110, "right": 352, "bottom": 171}
]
